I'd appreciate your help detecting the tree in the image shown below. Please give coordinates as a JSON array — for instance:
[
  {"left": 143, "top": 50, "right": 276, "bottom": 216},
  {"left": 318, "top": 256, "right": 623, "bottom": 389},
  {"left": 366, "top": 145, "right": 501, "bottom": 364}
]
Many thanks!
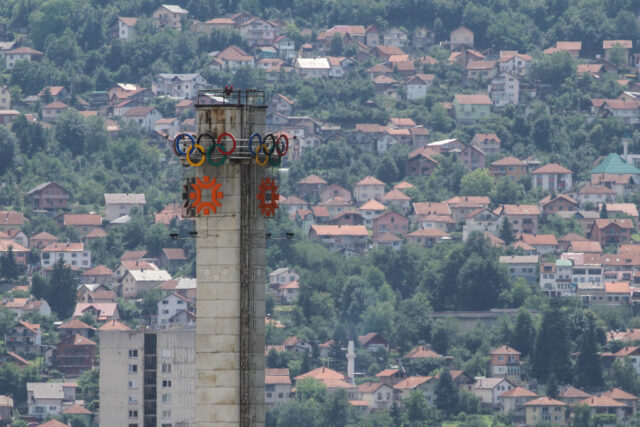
[
  {"left": 491, "top": 177, "right": 522, "bottom": 205},
  {"left": 31, "top": 273, "right": 49, "bottom": 299},
  {"left": 546, "top": 373, "right": 559, "bottom": 399},
  {"left": 574, "top": 311, "right": 605, "bottom": 390},
  {"left": 0, "top": 247, "right": 20, "bottom": 281},
  {"left": 55, "top": 109, "right": 87, "bottom": 155},
  {"left": 330, "top": 33, "right": 344, "bottom": 56},
  {"left": 532, "top": 301, "right": 572, "bottom": 383},
  {"left": 460, "top": 168, "right": 494, "bottom": 196},
  {"left": 323, "top": 389, "right": 351, "bottom": 427},
  {"left": 435, "top": 371, "right": 459, "bottom": 416},
  {"left": 510, "top": 308, "right": 534, "bottom": 357},
  {"left": 600, "top": 203, "right": 608, "bottom": 219},
  {"left": 607, "top": 44, "right": 628, "bottom": 70},
  {"left": 404, "top": 389, "right": 430, "bottom": 423},
  {"left": 531, "top": 51, "right": 576, "bottom": 87},
  {"left": 0, "top": 127, "right": 16, "bottom": 176},
  {"left": 609, "top": 358, "right": 640, "bottom": 395},
  {"left": 47, "top": 258, "right": 78, "bottom": 319},
  {"left": 499, "top": 218, "right": 515, "bottom": 245}
]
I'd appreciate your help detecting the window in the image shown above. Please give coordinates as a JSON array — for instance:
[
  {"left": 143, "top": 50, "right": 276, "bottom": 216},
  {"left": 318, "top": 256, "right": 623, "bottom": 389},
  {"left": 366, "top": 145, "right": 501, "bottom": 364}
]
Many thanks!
[
  {"left": 128, "top": 364, "right": 138, "bottom": 373},
  {"left": 128, "top": 396, "right": 137, "bottom": 404},
  {"left": 162, "top": 394, "right": 171, "bottom": 403},
  {"left": 128, "top": 380, "right": 136, "bottom": 388},
  {"left": 162, "top": 363, "right": 172, "bottom": 373},
  {"left": 162, "top": 380, "right": 172, "bottom": 388},
  {"left": 162, "top": 410, "right": 172, "bottom": 418},
  {"left": 49, "top": 406, "right": 57, "bottom": 410},
  {"left": 129, "top": 410, "right": 138, "bottom": 418},
  {"left": 129, "top": 349, "right": 138, "bottom": 358}
]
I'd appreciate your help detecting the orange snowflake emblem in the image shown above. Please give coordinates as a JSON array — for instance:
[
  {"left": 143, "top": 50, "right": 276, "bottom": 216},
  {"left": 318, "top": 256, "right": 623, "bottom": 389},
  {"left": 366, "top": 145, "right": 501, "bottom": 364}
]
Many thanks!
[
  {"left": 189, "top": 176, "right": 224, "bottom": 215},
  {"left": 257, "top": 177, "right": 279, "bottom": 217}
]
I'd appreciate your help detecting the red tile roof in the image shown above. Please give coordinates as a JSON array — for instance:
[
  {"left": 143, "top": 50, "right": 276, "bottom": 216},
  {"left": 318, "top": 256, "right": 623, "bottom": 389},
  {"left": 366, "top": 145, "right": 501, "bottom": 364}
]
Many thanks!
[
  {"left": 63, "top": 214, "right": 102, "bottom": 226},
  {"left": 298, "top": 174, "right": 328, "bottom": 185},
  {"left": 500, "top": 386, "right": 537, "bottom": 398},
  {"left": 294, "top": 367, "right": 345, "bottom": 380},
  {"left": 310, "top": 225, "right": 368, "bottom": 237},
  {"left": 454, "top": 94, "right": 491, "bottom": 105},
  {"left": 42, "top": 242, "right": 84, "bottom": 252},
  {"left": 98, "top": 319, "right": 130, "bottom": 331},
  {"left": 531, "top": 163, "right": 573, "bottom": 174},
  {"left": 355, "top": 176, "right": 385, "bottom": 186},
  {"left": 560, "top": 386, "right": 591, "bottom": 399},
  {"left": 162, "top": 248, "right": 187, "bottom": 260},
  {"left": 489, "top": 345, "right": 520, "bottom": 355},
  {"left": 491, "top": 156, "right": 525, "bottom": 166},
  {"left": 579, "top": 395, "right": 626, "bottom": 408},
  {"left": 605, "top": 281, "right": 631, "bottom": 294},
  {"left": 81, "top": 265, "right": 113, "bottom": 276},
  {"left": 404, "top": 345, "right": 442, "bottom": 359},
  {"left": 525, "top": 397, "right": 566, "bottom": 406},
  {"left": 601, "top": 388, "right": 639, "bottom": 401},
  {"left": 61, "top": 404, "right": 92, "bottom": 415},
  {"left": 394, "top": 376, "right": 434, "bottom": 389}
]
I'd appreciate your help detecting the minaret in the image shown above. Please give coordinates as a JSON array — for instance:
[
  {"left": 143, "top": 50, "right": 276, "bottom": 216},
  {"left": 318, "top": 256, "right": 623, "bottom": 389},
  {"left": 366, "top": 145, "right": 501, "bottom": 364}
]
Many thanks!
[{"left": 347, "top": 340, "right": 356, "bottom": 385}]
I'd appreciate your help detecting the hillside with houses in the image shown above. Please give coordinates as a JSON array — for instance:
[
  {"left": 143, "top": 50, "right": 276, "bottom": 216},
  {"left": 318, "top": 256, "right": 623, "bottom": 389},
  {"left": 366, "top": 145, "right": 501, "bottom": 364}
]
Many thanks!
[{"left": 4, "top": 0, "right": 640, "bottom": 426}]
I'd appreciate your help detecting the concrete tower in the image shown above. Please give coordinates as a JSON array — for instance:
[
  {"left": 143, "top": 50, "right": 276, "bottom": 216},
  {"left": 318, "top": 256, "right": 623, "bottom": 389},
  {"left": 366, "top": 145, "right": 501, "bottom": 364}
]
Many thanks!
[
  {"left": 193, "top": 90, "right": 267, "bottom": 426},
  {"left": 347, "top": 340, "right": 355, "bottom": 385}
]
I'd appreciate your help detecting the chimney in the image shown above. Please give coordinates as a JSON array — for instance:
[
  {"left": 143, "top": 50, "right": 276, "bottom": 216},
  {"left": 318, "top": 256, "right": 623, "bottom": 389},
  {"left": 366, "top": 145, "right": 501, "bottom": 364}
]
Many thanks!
[{"left": 347, "top": 340, "right": 356, "bottom": 385}]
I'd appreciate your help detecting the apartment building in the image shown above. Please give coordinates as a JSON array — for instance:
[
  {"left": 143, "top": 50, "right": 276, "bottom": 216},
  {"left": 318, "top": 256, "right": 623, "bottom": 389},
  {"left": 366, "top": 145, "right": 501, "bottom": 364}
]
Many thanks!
[{"left": 99, "top": 328, "right": 195, "bottom": 427}]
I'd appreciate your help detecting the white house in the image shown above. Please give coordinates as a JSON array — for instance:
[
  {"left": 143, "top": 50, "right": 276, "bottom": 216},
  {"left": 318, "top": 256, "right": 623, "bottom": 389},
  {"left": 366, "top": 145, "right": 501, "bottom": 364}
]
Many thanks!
[
  {"left": 404, "top": 74, "right": 435, "bottom": 101},
  {"left": 383, "top": 27, "right": 409, "bottom": 48},
  {"left": 0, "top": 86, "right": 11, "bottom": 110},
  {"left": 274, "top": 36, "right": 295, "bottom": 63},
  {"left": 265, "top": 368, "right": 292, "bottom": 406},
  {"left": 122, "top": 106, "right": 163, "bottom": 131},
  {"left": 121, "top": 269, "right": 172, "bottom": 299},
  {"left": 154, "top": 118, "right": 180, "bottom": 137},
  {"left": 269, "top": 268, "right": 299, "bottom": 287},
  {"left": 277, "top": 281, "right": 300, "bottom": 304},
  {"left": 104, "top": 193, "right": 146, "bottom": 221},
  {"left": 41, "top": 242, "right": 91, "bottom": 269},
  {"left": 473, "top": 377, "right": 515, "bottom": 407},
  {"left": 531, "top": 163, "right": 573, "bottom": 192},
  {"left": 489, "top": 72, "right": 520, "bottom": 107},
  {"left": 354, "top": 176, "right": 386, "bottom": 204},
  {"left": 157, "top": 292, "right": 193, "bottom": 327},
  {"left": 238, "top": 18, "right": 276, "bottom": 47},
  {"left": 152, "top": 4, "right": 188, "bottom": 29},
  {"left": 117, "top": 17, "right": 137, "bottom": 40},
  {"left": 498, "top": 52, "right": 532, "bottom": 77},
  {"left": 151, "top": 73, "right": 208, "bottom": 100},
  {"left": 2, "top": 47, "right": 43, "bottom": 69},
  {"left": 210, "top": 46, "right": 255, "bottom": 71},
  {"left": 295, "top": 58, "right": 330, "bottom": 78},
  {"left": 27, "top": 382, "right": 75, "bottom": 419},
  {"left": 462, "top": 208, "right": 503, "bottom": 240}
]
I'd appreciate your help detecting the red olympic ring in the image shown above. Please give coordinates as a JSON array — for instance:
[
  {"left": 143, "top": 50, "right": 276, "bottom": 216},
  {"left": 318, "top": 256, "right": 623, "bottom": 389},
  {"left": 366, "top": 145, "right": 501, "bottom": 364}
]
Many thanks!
[
  {"left": 216, "top": 133, "right": 236, "bottom": 155},
  {"left": 276, "top": 134, "right": 288, "bottom": 156}
]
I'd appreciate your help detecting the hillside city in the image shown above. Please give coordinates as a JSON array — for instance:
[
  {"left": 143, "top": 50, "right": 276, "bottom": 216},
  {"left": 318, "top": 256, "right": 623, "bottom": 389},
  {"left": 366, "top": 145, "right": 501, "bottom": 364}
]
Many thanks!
[{"left": 5, "top": 0, "right": 640, "bottom": 426}]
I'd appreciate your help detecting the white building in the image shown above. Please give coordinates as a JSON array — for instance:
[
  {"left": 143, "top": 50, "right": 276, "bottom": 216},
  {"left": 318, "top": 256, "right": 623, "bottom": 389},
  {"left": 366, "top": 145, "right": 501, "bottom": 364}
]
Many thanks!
[
  {"left": 404, "top": 74, "right": 435, "bottom": 101},
  {"left": 531, "top": 164, "right": 573, "bottom": 192},
  {"left": 27, "top": 382, "right": 76, "bottom": 419},
  {"left": 122, "top": 106, "right": 163, "bottom": 131},
  {"left": 2, "top": 47, "right": 43, "bottom": 69},
  {"left": 498, "top": 52, "right": 532, "bottom": 77},
  {"left": 473, "top": 377, "right": 515, "bottom": 407},
  {"left": 269, "top": 267, "right": 299, "bottom": 287},
  {"left": 489, "top": 72, "right": 520, "bottom": 107},
  {"left": 104, "top": 193, "right": 146, "bottom": 222},
  {"left": 99, "top": 328, "right": 195, "bottom": 427},
  {"left": 295, "top": 58, "right": 330, "bottom": 78},
  {"left": 0, "top": 86, "right": 10, "bottom": 110},
  {"left": 121, "top": 269, "right": 172, "bottom": 299},
  {"left": 540, "top": 259, "right": 574, "bottom": 297},
  {"left": 41, "top": 242, "right": 91, "bottom": 269},
  {"left": 152, "top": 4, "right": 188, "bottom": 30},
  {"left": 151, "top": 73, "right": 209, "bottom": 100},
  {"left": 157, "top": 293, "right": 193, "bottom": 327},
  {"left": 462, "top": 208, "right": 503, "bottom": 240},
  {"left": 117, "top": 17, "right": 137, "bottom": 40},
  {"left": 238, "top": 18, "right": 276, "bottom": 47},
  {"left": 265, "top": 368, "right": 292, "bottom": 406}
]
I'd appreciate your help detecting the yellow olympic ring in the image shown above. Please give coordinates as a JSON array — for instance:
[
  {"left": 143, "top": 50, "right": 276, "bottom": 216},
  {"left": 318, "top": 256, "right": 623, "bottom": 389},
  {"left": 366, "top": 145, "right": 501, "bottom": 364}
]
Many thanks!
[{"left": 186, "top": 144, "right": 206, "bottom": 167}]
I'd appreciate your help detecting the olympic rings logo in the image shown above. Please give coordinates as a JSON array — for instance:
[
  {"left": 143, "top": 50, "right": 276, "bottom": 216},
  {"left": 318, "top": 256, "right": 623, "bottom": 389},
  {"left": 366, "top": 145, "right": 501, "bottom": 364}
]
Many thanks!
[{"left": 173, "top": 131, "right": 287, "bottom": 167}]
